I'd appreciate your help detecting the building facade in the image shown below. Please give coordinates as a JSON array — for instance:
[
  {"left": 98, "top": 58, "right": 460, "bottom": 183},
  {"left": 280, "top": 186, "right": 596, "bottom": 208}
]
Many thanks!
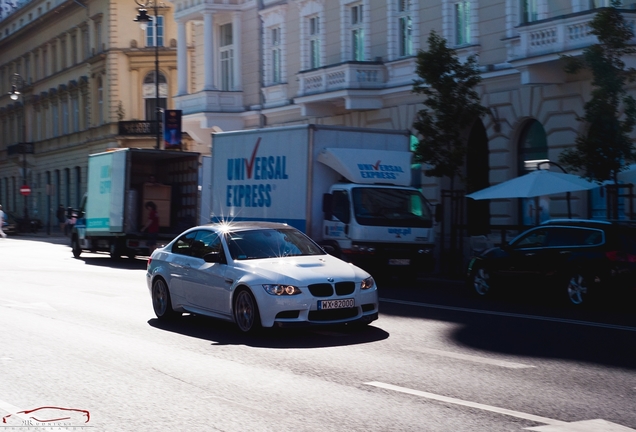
[
  {"left": 0, "top": 0, "right": 198, "bottom": 228},
  {"left": 171, "top": 0, "right": 631, "bottom": 227}
]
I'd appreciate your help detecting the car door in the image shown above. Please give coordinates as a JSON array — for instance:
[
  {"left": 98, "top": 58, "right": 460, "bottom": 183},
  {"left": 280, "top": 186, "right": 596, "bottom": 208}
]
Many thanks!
[
  {"left": 497, "top": 227, "right": 551, "bottom": 284},
  {"left": 165, "top": 230, "right": 198, "bottom": 302},
  {"left": 182, "top": 230, "right": 230, "bottom": 315}
]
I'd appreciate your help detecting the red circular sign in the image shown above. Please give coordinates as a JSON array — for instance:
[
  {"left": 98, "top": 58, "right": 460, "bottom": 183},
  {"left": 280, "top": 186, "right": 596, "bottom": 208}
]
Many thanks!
[{"left": 20, "top": 185, "right": 31, "bottom": 196}]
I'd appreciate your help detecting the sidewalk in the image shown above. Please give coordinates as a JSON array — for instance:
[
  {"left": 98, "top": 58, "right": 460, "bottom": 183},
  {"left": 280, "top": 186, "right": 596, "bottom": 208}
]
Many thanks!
[{"left": 8, "top": 230, "right": 70, "bottom": 246}]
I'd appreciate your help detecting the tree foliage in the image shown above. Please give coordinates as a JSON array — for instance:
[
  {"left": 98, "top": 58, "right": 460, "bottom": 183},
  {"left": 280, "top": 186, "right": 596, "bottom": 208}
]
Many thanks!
[
  {"left": 412, "top": 30, "right": 487, "bottom": 186},
  {"left": 559, "top": 0, "right": 636, "bottom": 183}
]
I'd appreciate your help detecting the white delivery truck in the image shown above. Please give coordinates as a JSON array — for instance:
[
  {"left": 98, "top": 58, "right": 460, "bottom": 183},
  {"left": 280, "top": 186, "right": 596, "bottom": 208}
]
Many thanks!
[
  {"left": 71, "top": 148, "right": 200, "bottom": 259},
  {"left": 207, "top": 124, "right": 435, "bottom": 278}
]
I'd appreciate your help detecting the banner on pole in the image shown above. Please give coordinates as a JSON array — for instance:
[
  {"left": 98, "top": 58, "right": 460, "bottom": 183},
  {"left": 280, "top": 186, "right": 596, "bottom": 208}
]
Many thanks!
[{"left": 163, "top": 110, "right": 182, "bottom": 150}]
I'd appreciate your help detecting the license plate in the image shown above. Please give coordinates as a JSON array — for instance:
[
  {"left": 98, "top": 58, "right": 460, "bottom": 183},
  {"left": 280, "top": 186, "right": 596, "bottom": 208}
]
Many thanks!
[
  {"left": 318, "top": 298, "right": 355, "bottom": 310},
  {"left": 389, "top": 258, "right": 410, "bottom": 266}
]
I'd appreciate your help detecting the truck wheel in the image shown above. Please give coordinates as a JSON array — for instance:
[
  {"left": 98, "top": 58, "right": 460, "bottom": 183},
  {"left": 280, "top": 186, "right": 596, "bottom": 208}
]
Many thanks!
[
  {"left": 71, "top": 236, "right": 82, "bottom": 258},
  {"left": 109, "top": 241, "right": 121, "bottom": 260}
]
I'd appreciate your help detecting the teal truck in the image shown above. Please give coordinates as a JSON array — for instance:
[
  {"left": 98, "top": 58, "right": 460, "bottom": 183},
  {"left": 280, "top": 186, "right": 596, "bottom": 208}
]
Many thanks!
[{"left": 71, "top": 148, "right": 200, "bottom": 259}]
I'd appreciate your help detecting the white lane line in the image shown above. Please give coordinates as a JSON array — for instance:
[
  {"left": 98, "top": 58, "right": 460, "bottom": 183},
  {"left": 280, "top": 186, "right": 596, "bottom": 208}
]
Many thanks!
[
  {"left": 380, "top": 298, "right": 636, "bottom": 332},
  {"left": 411, "top": 347, "right": 535, "bottom": 369},
  {"left": 365, "top": 381, "right": 567, "bottom": 426}
]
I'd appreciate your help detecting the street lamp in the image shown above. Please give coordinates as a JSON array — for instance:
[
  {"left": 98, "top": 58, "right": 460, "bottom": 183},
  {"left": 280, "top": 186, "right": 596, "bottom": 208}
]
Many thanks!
[
  {"left": 7, "top": 73, "right": 30, "bottom": 226},
  {"left": 134, "top": 0, "right": 163, "bottom": 150}
]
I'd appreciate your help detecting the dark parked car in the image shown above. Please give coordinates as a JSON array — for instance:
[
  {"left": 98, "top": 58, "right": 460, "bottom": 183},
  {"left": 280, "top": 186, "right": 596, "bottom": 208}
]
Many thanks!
[
  {"left": 2, "top": 212, "right": 17, "bottom": 235},
  {"left": 467, "top": 219, "right": 636, "bottom": 307},
  {"left": 8, "top": 211, "right": 43, "bottom": 234}
]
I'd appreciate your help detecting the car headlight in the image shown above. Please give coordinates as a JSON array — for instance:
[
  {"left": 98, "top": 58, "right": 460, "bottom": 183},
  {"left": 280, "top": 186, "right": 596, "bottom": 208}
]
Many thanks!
[
  {"left": 262, "top": 284, "right": 301, "bottom": 296},
  {"left": 360, "top": 277, "right": 375, "bottom": 290}
]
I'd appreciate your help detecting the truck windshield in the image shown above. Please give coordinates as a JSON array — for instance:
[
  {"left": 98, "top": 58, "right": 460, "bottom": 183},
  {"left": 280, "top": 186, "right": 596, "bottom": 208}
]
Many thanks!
[{"left": 352, "top": 187, "right": 433, "bottom": 228}]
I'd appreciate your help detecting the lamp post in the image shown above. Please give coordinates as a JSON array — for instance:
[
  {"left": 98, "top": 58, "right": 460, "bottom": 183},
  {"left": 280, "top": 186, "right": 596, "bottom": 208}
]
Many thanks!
[
  {"left": 8, "top": 73, "right": 30, "bottom": 226},
  {"left": 134, "top": 1, "right": 163, "bottom": 150}
]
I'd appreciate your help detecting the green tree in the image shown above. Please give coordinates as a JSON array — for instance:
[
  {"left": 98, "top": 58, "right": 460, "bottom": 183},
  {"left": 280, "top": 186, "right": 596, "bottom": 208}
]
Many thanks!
[
  {"left": 559, "top": 0, "right": 636, "bottom": 183},
  {"left": 412, "top": 30, "right": 488, "bottom": 190}
]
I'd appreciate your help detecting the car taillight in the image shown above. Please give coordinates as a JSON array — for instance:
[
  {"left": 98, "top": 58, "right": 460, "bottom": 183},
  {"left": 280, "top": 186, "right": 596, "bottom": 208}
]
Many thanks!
[
  {"left": 147, "top": 257, "right": 152, "bottom": 268},
  {"left": 604, "top": 251, "right": 636, "bottom": 262}
]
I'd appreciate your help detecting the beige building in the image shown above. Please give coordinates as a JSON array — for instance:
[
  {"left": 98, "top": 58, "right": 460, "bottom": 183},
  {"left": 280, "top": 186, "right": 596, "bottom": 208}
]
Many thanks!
[
  {"left": 171, "top": 0, "right": 627, "bottom": 230},
  {"left": 0, "top": 0, "right": 198, "bottom": 228}
]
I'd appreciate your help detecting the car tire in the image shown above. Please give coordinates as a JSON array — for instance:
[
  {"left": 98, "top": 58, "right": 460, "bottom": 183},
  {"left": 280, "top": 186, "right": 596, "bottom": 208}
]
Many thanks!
[
  {"left": 469, "top": 265, "right": 494, "bottom": 298},
  {"left": 233, "top": 288, "right": 261, "bottom": 333},
  {"left": 71, "top": 235, "right": 82, "bottom": 258},
  {"left": 565, "top": 272, "right": 591, "bottom": 307},
  {"left": 152, "top": 278, "right": 178, "bottom": 320}
]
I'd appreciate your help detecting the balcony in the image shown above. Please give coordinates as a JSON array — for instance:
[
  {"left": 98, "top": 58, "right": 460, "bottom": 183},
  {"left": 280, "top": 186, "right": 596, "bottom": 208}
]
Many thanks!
[
  {"left": 508, "top": 9, "right": 636, "bottom": 84},
  {"left": 295, "top": 62, "right": 386, "bottom": 116},
  {"left": 118, "top": 121, "right": 161, "bottom": 136},
  {"left": 174, "top": 90, "right": 244, "bottom": 116}
]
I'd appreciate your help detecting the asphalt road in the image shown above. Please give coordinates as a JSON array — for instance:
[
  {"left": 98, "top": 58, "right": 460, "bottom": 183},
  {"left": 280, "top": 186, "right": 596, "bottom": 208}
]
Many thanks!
[{"left": 0, "top": 235, "right": 635, "bottom": 431}]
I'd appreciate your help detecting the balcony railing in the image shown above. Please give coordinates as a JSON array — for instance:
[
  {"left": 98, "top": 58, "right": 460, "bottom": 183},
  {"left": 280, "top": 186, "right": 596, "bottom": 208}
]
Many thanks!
[
  {"left": 297, "top": 62, "right": 386, "bottom": 96},
  {"left": 118, "top": 121, "right": 161, "bottom": 136},
  {"left": 513, "top": 9, "right": 636, "bottom": 60}
]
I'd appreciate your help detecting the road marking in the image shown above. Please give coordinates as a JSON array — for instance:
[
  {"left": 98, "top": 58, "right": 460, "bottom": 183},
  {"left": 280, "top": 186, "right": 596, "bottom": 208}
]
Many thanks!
[
  {"left": 365, "top": 382, "right": 636, "bottom": 431},
  {"left": 0, "top": 300, "right": 56, "bottom": 311},
  {"left": 380, "top": 298, "right": 636, "bottom": 332},
  {"left": 410, "top": 347, "right": 535, "bottom": 369},
  {"left": 365, "top": 381, "right": 567, "bottom": 426},
  {"left": 526, "top": 418, "right": 636, "bottom": 431}
]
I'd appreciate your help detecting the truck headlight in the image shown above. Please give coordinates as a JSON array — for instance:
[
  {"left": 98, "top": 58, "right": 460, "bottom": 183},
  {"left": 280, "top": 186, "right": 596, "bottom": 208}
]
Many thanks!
[
  {"left": 360, "top": 277, "right": 375, "bottom": 290},
  {"left": 262, "top": 284, "right": 301, "bottom": 296}
]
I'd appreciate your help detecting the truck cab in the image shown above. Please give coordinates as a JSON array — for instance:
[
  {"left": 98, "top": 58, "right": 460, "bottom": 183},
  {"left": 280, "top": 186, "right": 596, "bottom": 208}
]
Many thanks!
[{"left": 323, "top": 183, "right": 435, "bottom": 278}]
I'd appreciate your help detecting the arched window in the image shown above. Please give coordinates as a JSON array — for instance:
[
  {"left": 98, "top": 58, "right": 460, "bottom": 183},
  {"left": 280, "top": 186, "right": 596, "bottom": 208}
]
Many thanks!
[
  {"left": 143, "top": 71, "right": 167, "bottom": 121},
  {"left": 518, "top": 119, "right": 548, "bottom": 174}
]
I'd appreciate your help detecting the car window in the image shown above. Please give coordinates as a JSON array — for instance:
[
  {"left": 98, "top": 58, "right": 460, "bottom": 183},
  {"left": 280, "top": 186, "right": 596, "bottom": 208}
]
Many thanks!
[
  {"left": 225, "top": 228, "right": 325, "bottom": 260},
  {"left": 172, "top": 231, "right": 197, "bottom": 256},
  {"left": 546, "top": 227, "right": 604, "bottom": 247},
  {"left": 191, "top": 230, "right": 222, "bottom": 259},
  {"left": 513, "top": 229, "right": 548, "bottom": 248}
]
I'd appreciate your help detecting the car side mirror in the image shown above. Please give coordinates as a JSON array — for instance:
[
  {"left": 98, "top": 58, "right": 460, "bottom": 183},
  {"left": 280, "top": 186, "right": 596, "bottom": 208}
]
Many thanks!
[
  {"left": 203, "top": 251, "right": 224, "bottom": 263},
  {"left": 434, "top": 204, "right": 443, "bottom": 223},
  {"left": 322, "top": 193, "right": 333, "bottom": 220}
]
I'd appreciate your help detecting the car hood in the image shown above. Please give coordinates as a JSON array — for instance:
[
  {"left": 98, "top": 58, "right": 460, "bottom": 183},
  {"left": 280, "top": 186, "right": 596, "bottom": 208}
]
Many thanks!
[{"left": 232, "top": 254, "right": 369, "bottom": 285}]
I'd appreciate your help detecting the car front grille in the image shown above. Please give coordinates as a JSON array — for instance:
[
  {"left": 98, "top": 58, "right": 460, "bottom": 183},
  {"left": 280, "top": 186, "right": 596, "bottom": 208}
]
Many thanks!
[
  {"left": 335, "top": 282, "right": 355, "bottom": 295},
  {"left": 308, "top": 283, "right": 333, "bottom": 297},
  {"left": 308, "top": 281, "right": 356, "bottom": 297}
]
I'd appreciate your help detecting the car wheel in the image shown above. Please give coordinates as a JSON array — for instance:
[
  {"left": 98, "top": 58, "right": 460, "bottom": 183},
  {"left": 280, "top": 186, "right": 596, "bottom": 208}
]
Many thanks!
[
  {"left": 566, "top": 273, "right": 590, "bottom": 306},
  {"left": 470, "top": 265, "right": 493, "bottom": 297},
  {"left": 233, "top": 288, "right": 261, "bottom": 333},
  {"left": 71, "top": 235, "right": 82, "bottom": 258},
  {"left": 152, "top": 278, "right": 178, "bottom": 320}
]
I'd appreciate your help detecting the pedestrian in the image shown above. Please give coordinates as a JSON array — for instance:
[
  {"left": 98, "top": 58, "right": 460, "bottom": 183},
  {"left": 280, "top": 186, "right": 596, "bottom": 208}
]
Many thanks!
[
  {"left": 140, "top": 201, "right": 159, "bottom": 254},
  {"left": 56, "top": 204, "right": 66, "bottom": 233},
  {"left": 0, "top": 204, "right": 7, "bottom": 238}
]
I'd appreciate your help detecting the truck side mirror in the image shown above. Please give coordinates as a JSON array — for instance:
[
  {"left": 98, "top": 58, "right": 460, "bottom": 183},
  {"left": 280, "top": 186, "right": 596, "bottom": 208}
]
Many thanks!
[
  {"left": 322, "top": 193, "right": 333, "bottom": 220},
  {"left": 434, "top": 203, "right": 443, "bottom": 223}
]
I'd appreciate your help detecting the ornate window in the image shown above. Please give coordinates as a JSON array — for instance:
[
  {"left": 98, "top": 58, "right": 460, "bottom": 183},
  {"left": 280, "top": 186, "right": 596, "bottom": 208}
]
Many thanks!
[
  {"left": 146, "top": 15, "right": 164, "bottom": 47},
  {"left": 219, "top": 23, "right": 234, "bottom": 91}
]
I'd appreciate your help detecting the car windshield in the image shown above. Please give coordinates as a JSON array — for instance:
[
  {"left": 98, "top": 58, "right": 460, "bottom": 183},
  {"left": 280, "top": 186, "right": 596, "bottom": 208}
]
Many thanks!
[
  {"left": 224, "top": 228, "right": 326, "bottom": 260},
  {"left": 351, "top": 187, "right": 433, "bottom": 228}
]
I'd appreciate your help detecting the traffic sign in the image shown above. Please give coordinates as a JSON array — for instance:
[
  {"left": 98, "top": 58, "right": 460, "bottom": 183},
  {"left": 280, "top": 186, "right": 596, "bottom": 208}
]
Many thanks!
[{"left": 20, "top": 185, "right": 31, "bottom": 196}]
